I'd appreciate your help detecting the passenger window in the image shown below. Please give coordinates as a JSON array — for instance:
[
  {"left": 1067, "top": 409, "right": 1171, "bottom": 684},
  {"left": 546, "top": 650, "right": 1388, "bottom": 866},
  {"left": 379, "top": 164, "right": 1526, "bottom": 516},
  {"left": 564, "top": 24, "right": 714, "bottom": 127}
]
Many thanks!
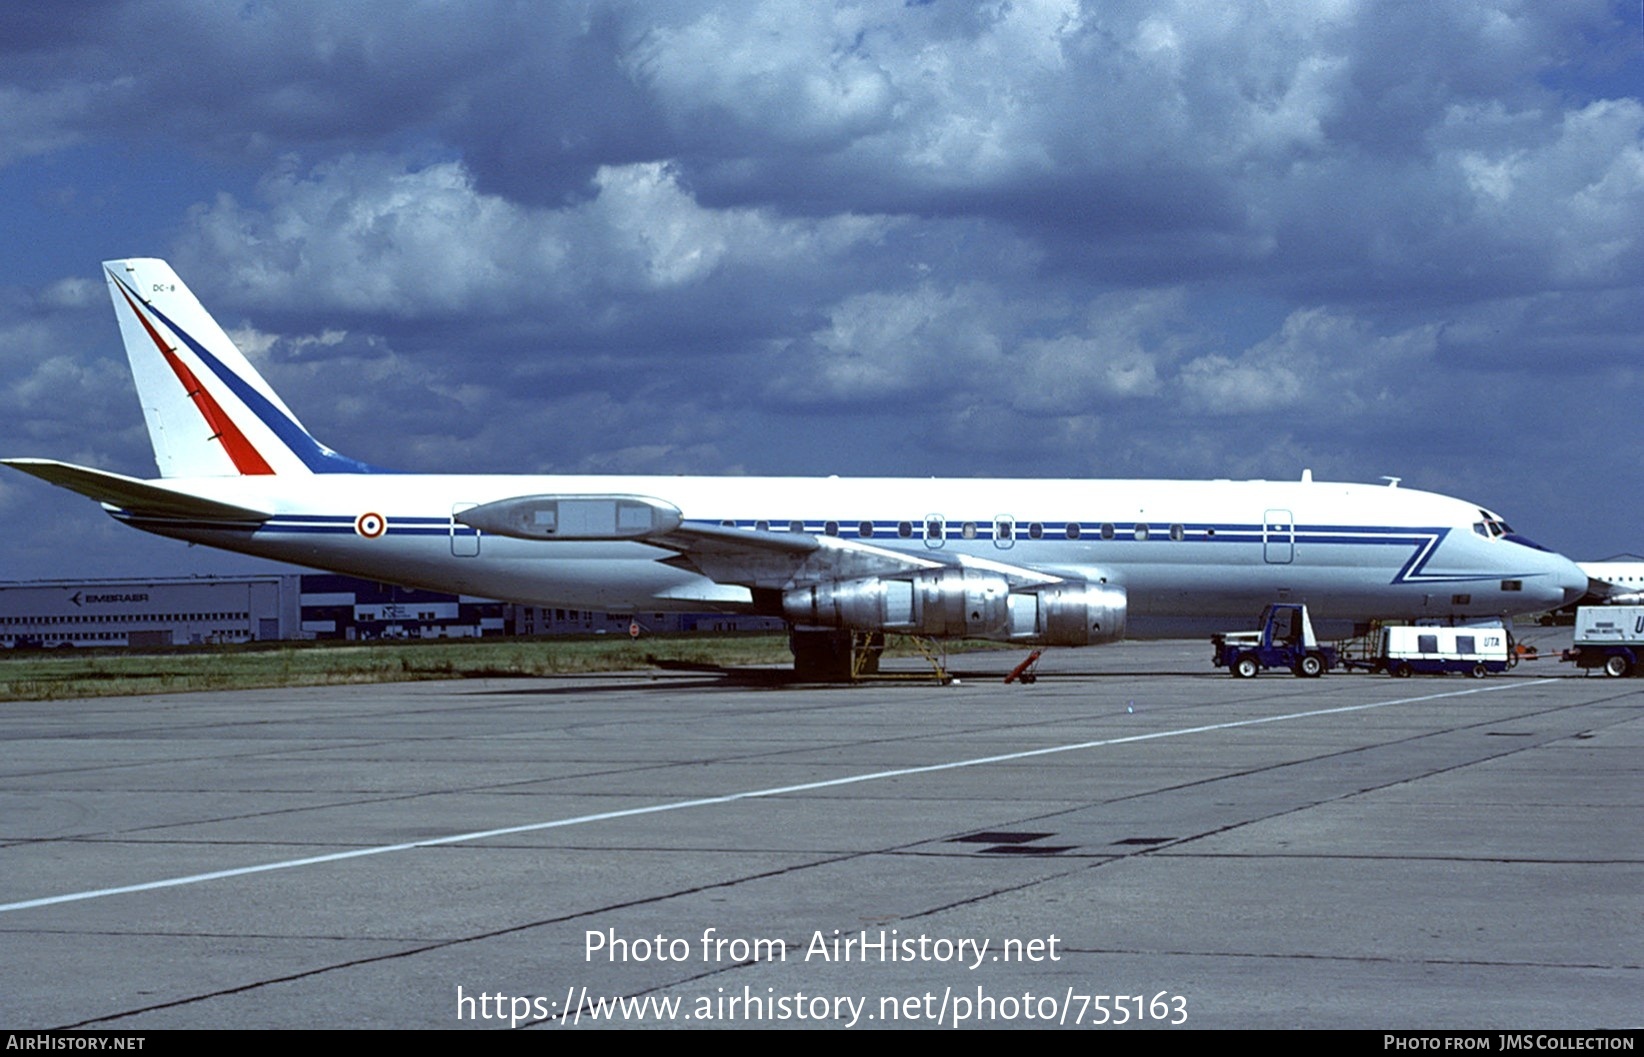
[
  {"left": 1065, "top": 522, "right": 1082, "bottom": 540},
  {"left": 1028, "top": 522, "right": 1043, "bottom": 540},
  {"left": 858, "top": 520, "right": 874, "bottom": 538},
  {"left": 824, "top": 521, "right": 839, "bottom": 537},
  {"left": 961, "top": 521, "right": 977, "bottom": 540},
  {"left": 1100, "top": 523, "right": 1115, "bottom": 539},
  {"left": 898, "top": 521, "right": 913, "bottom": 539},
  {"left": 1134, "top": 523, "right": 1149, "bottom": 541},
  {"left": 789, "top": 520, "right": 804, "bottom": 533},
  {"left": 1169, "top": 524, "right": 1184, "bottom": 541}
]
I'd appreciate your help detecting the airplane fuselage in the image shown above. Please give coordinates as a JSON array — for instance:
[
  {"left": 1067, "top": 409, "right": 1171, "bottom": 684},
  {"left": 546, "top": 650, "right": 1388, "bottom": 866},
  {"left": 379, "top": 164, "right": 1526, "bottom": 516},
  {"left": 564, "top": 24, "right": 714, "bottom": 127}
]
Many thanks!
[{"left": 114, "top": 472, "right": 1580, "bottom": 638}]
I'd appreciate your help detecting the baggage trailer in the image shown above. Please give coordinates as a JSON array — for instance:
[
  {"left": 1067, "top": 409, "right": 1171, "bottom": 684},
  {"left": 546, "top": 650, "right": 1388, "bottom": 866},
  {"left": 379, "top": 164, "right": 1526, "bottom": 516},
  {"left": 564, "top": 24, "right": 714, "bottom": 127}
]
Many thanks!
[
  {"left": 1562, "top": 606, "right": 1644, "bottom": 677},
  {"left": 1370, "top": 625, "right": 1511, "bottom": 678},
  {"left": 1212, "top": 604, "right": 1337, "bottom": 678}
]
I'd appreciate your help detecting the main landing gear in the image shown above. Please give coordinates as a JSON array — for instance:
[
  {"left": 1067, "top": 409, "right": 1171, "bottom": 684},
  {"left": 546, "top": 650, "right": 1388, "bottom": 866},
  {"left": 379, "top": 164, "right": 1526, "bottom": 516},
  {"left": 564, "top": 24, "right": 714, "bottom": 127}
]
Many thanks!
[{"left": 787, "top": 628, "right": 950, "bottom": 683}]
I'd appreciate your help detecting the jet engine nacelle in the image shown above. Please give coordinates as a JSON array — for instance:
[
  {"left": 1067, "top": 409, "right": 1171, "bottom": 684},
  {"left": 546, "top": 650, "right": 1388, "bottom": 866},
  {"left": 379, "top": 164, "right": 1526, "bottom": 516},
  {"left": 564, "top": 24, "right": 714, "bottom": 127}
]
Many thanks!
[
  {"left": 782, "top": 570, "right": 1125, "bottom": 646},
  {"left": 1032, "top": 581, "right": 1127, "bottom": 646}
]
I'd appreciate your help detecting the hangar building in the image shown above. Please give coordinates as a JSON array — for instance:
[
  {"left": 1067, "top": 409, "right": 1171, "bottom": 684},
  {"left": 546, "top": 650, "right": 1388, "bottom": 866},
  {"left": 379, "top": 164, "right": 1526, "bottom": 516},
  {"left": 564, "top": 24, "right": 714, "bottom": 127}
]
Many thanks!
[
  {"left": 0, "top": 576, "right": 300, "bottom": 648},
  {"left": 0, "top": 575, "right": 778, "bottom": 646}
]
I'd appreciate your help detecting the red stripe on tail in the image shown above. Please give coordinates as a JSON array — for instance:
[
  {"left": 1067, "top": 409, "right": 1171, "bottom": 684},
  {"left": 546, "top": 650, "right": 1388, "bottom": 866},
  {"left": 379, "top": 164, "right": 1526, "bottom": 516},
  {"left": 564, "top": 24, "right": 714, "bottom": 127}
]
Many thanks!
[{"left": 114, "top": 283, "right": 275, "bottom": 475}]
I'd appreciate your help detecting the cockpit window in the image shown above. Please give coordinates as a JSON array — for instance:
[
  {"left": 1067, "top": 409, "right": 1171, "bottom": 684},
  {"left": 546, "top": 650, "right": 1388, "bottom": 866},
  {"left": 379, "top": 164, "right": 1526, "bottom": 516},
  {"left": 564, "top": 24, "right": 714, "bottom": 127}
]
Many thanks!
[{"left": 1474, "top": 512, "right": 1513, "bottom": 539}]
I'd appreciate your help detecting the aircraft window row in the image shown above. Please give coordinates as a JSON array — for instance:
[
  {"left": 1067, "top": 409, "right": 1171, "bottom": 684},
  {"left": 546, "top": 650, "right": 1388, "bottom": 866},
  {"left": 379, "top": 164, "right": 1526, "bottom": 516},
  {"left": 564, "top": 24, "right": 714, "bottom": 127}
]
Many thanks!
[{"left": 712, "top": 520, "right": 1196, "bottom": 541}]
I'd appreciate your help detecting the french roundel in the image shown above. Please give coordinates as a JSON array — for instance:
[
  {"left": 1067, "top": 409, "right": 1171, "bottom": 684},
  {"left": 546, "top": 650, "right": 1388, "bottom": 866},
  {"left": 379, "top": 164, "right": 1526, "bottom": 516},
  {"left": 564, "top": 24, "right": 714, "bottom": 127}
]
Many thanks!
[{"left": 354, "top": 512, "right": 387, "bottom": 539}]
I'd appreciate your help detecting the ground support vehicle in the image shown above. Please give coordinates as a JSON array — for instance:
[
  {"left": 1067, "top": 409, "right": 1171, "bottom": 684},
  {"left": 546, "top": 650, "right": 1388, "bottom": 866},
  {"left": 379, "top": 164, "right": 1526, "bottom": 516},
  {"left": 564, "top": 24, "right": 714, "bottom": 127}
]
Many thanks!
[
  {"left": 1360, "top": 624, "right": 1512, "bottom": 678},
  {"left": 1212, "top": 604, "right": 1337, "bottom": 678},
  {"left": 1562, "top": 606, "right": 1644, "bottom": 677}
]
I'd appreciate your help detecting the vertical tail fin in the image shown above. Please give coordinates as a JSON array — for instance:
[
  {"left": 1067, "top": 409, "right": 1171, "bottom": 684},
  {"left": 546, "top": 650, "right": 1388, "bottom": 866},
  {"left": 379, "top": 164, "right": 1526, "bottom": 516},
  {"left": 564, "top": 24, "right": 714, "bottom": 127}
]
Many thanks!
[{"left": 105, "top": 258, "right": 378, "bottom": 478}]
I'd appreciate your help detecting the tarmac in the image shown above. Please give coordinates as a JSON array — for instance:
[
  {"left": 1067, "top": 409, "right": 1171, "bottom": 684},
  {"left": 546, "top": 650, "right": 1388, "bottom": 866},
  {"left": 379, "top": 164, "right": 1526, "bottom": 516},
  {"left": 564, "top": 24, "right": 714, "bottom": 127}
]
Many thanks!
[{"left": 1, "top": 630, "right": 1639, "bottom": 1030}]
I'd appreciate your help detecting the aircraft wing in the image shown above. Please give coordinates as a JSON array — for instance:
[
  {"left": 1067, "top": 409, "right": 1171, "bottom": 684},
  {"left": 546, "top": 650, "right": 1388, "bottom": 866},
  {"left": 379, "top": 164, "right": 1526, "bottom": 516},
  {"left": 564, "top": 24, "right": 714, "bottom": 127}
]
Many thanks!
[
  {"left": 659, "top": 522, "right": 947, "bottom": 588},
  {"left": 456, "top": 493, "right": 1067, "bottom": 590},
  {"left": 1581, "top": 576, "right": 1642, "bottom": 606},
  {"left": 0, "top": 458, "right": 270, "bottom": 523}
]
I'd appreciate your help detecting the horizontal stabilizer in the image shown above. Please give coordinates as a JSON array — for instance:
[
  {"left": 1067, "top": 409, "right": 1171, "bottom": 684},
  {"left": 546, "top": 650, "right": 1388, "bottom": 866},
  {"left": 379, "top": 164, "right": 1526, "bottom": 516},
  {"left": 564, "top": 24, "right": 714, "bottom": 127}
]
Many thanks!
[{"left": 1, "top": 458, "right": 269, "bottom": 522}]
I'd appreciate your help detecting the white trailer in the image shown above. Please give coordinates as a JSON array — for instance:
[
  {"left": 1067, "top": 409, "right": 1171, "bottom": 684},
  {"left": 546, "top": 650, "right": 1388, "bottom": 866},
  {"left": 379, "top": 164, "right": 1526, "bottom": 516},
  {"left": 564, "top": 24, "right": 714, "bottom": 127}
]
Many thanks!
[
  {"left": 1565, "top": 606, "right": 1644, "bottom": 677},
  {"left": 1376, "top": 625, "right": 1511, "bottom": 678}
]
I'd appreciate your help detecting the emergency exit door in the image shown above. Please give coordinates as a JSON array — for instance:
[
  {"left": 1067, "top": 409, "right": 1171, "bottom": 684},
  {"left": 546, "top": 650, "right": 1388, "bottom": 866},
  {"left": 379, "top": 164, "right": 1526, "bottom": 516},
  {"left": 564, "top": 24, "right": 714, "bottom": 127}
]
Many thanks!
[
  {"left": 451, "top": 503, "right": 481, "bottom": 556},
  {"left": 1263, "top": 508, "right": 1294, "bottom": 564}
]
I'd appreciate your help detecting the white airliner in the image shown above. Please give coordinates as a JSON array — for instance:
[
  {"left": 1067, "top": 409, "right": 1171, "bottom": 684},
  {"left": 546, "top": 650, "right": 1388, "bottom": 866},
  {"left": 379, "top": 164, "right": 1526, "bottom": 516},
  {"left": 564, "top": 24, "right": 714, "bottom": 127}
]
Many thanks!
[
  {"left": 3, "top": 259, "right": 1589, "bottom": 676},
  {"left": 1578, "top": 557, "right": 1644, "bottom": 605}
]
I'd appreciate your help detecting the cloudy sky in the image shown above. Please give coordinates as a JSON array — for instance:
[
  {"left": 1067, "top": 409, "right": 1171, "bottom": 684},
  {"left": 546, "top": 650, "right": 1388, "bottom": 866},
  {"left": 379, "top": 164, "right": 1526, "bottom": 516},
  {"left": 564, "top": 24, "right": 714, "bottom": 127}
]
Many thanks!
[{"left": 1, "top": 0, "right": 1640, "bottom": 582}]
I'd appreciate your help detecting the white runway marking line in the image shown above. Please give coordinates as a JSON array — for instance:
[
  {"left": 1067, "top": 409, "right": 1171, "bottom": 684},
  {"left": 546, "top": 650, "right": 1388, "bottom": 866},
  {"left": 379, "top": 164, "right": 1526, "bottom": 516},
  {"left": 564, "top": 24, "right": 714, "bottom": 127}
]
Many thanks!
[{"left": 1, "top": 680, "right": 1554, "bottom": 914}]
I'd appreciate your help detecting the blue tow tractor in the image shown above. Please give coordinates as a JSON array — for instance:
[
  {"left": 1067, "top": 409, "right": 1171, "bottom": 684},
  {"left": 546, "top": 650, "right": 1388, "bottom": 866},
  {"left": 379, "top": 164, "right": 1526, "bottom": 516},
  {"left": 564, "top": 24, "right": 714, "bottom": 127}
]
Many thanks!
[{"left": 1212, "top": 603, "right": 1337, "bottom": 678}]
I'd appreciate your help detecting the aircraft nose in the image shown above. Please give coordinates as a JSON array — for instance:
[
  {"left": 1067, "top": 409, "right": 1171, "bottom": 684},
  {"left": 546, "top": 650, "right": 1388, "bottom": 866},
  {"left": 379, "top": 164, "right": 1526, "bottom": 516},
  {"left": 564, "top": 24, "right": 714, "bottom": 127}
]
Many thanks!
[{"left": 1555, "top": 556, "right": 1590, "bottom": 608}]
